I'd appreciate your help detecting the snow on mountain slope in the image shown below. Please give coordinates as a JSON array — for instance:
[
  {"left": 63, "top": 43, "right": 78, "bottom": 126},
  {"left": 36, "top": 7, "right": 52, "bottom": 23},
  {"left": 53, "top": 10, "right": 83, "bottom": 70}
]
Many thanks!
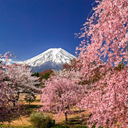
[{"left": 24, "top": 48, "right": 76, "bottom": 72}]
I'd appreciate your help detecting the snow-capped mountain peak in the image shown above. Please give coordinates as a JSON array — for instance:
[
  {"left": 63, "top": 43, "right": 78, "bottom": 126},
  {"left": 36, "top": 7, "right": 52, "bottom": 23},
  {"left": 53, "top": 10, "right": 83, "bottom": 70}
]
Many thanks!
[{"left": 24, "top": 48, "right": 76, "bottom": 72}]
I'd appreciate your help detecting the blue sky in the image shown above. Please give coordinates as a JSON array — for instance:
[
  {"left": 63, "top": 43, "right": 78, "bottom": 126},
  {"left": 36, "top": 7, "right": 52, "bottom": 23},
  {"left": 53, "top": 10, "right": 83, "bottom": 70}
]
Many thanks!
[{"left": 0, "top": 0, "right": 95, "bottom": 60}]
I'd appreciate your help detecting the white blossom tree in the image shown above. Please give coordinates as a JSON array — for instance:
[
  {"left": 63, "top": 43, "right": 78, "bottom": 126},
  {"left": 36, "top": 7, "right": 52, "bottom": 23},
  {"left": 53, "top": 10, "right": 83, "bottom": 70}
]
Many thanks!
[
  {"left": 0, "top": 53, "right": 19, "bottom": 122},
  {"left": 4, "top": 64, "right": 40, "bottom": 105}
]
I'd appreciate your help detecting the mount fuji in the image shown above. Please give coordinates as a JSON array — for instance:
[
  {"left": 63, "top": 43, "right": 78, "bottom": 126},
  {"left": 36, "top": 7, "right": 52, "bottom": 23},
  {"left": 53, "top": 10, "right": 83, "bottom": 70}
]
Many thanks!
[{"left": 24, "top": 48, "right": 76, "bottom": 73}]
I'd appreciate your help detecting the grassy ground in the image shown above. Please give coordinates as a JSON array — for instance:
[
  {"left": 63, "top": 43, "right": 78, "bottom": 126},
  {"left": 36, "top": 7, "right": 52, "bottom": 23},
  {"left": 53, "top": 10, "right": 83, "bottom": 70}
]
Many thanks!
[{"left": 1, "top": 94, "right": 89, "bottom": 128}]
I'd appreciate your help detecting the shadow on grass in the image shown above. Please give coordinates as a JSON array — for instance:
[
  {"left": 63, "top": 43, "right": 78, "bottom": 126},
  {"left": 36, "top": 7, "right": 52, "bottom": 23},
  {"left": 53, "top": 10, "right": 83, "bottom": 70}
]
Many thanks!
[
  {"left": 67, "top": 116, "right": 87, "bottom": 126},
  {"left": 65, "top": 110, "right": 88, "bottom": 126},
  {"left": 0, "top": 123, "right": 33, "bottom": 128},
  {"left": 1, "top": 104, "right": 42, "bottom": 123},
  {"left": 51, "top": 124, "right": 70, "bottom": 128},
  {"left": 19, "top": 104, "right": 42, "bottom": 117},
  {"left": 68, "top": 115, "right": 81, "bottom": 125},
  {"left": 52, "top": 124, "right": 88, "bottom": 128}
]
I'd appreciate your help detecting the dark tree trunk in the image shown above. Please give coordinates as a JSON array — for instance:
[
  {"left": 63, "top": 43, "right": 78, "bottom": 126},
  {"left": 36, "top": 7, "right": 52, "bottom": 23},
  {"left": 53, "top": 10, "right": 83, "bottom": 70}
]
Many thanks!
[
  {"left": 13, "top": 99, "right": 16, "bottom": 107},
  {"left": 64, "top": 112, "right": 68, "bottom": 124},
  {"left": 16, "top": 92, "right": 20, "bottom": 101},
  {"left": 13, "top": 92, "right": 20, "bottom": 107}
]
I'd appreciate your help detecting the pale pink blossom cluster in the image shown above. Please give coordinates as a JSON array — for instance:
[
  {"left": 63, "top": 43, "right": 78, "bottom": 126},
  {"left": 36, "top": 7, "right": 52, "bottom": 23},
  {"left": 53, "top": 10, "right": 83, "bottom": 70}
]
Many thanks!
[{"left": 41, "top": 70, "right": 84, "bottom": 123}]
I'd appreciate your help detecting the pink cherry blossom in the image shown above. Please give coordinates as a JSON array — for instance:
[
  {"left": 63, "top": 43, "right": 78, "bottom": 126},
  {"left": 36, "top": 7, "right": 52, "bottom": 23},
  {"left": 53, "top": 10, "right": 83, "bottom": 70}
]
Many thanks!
[{"left": 76, "top": 0, "right": 128, "bottom": 127}]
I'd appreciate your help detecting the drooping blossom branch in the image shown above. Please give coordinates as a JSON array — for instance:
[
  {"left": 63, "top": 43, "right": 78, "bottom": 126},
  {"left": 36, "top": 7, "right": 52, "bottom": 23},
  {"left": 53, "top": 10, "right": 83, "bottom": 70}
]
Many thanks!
[{"left": 76, "top": 0, "right": 128, "bottom": 127}]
